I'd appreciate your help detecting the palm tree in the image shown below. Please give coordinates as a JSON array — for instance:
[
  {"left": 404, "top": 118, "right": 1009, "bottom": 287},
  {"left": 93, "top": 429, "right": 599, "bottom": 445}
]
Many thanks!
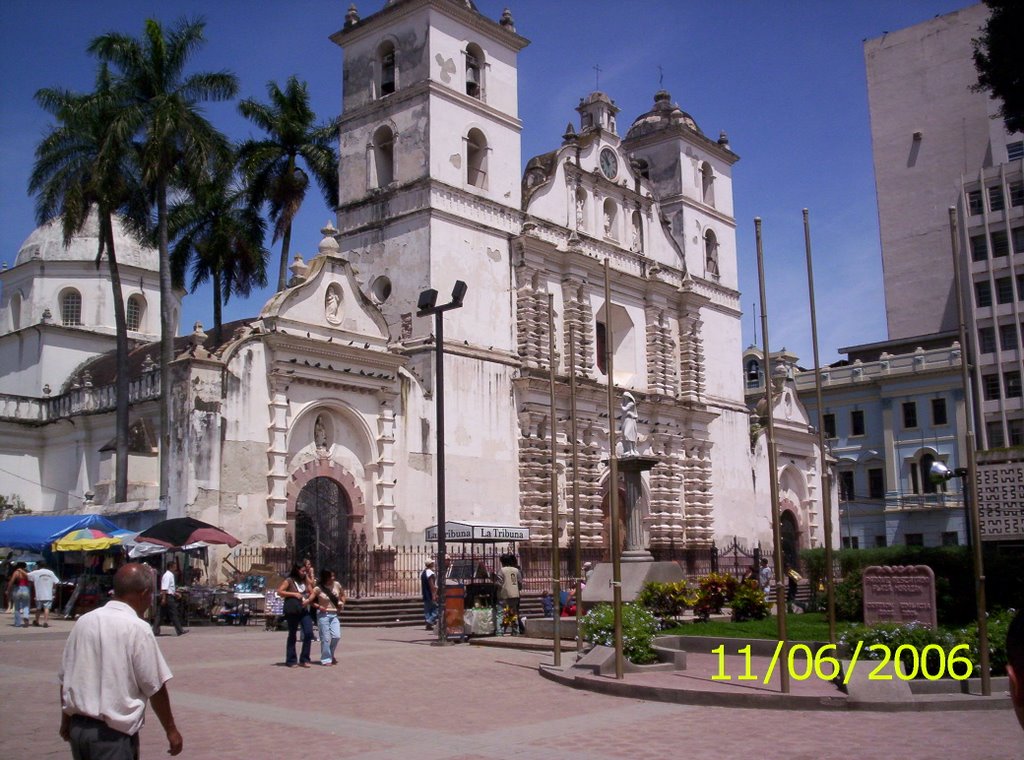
[
  {"left": 29, "top": 65, "right": 149, "bottom": 503},
  {"left": 89, "top": 18, "right": 238, "bottom": 501},
  {"left": 170, "top": 156, "right": 268, "bottom": 344},
  {"left": 238, "top": 76, "right": 339, "bottom": 291}
]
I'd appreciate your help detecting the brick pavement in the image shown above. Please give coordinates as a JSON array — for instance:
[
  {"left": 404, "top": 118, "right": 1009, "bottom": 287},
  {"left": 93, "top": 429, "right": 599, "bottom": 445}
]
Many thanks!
[{"left": 1, "top": 613, "right": 1021, "bottom": 759}]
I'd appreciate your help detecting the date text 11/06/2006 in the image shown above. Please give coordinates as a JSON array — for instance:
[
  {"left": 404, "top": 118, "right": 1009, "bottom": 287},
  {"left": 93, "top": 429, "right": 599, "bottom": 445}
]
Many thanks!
[{"left": 710, "top": 642, "right": 974, "bottom": 684}]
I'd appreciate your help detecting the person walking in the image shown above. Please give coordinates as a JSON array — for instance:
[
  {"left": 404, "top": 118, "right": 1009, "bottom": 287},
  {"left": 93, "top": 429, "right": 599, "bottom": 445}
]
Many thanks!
[
  {"left": 497, "top": 554, "right": 522, "bottom": 635},
  {"left": 313, "top": 569, "right": 345, "bottom": 666},
  {"left": 58, "top": 562, "right": 182, "bottom": 757},
  {"left": 28, "top": 560, "right": 59, "bottom": 627},
  {"left": 153, "top": 560, "right": 186, "bottom": 637},
  {"left": 758, "top": 557, "right": 774, "bottom": 594},
  {"left": 421, "top": 559, "right": 438, "bottom": 630},
  {"left": 278, "top": 564, "right": 315, "bottom": 667},
  {"left": 7, "top": 561, "right": 31, "bottom": 628}
]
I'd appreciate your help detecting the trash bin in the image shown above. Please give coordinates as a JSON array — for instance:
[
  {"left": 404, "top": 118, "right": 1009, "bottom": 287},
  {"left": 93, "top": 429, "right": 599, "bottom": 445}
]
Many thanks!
[{"left": 443, "top": 584, "right": 465, "bottom": 637}]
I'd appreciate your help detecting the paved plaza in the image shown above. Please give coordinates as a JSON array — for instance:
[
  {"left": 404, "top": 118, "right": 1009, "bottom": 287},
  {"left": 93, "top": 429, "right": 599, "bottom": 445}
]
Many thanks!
[{"left": 1, "top": 615, "right": 1021, "bottom": 759}]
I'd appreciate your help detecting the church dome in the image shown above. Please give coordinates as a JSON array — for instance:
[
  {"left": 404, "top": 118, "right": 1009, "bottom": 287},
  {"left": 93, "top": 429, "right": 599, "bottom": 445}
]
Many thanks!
[
  {"left": 625, "top": 90, "right": 704, "bottom": 141},
  {"left": 14, "top": 212, "right": 159, "bottom": 271}
]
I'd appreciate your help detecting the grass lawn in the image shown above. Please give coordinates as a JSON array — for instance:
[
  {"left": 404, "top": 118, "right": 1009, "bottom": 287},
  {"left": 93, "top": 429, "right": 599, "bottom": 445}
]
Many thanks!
[{"left": 662, "top": 612, "right": 844, "bottom": 642}]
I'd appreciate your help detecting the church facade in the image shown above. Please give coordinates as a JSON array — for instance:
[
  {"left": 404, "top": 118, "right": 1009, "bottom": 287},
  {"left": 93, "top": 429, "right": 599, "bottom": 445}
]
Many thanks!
[{"left": 0, "top": 0, "right": 828, "bottom": 573}]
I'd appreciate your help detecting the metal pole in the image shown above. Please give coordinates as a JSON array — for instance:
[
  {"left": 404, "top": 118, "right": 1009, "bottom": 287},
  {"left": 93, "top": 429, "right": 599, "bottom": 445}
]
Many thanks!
[
  {"left": 755, "top": 217, "right": 789, "bottom": 693},
  {"left": 434, "top": 310, "right": 448, "bottom": 646},
  {"left": 947, "top": 207, "right": 990, "bottom": 695},
  {"left": 802, "top": 208, "right": 837, "bottom": 644},
  {"left": 570, "top": 324, "right": 583, "bottom": 654},
  {"left": 548, "top": 294, "right": 562, "bottom": 666},
  {"left": 604, "top": 259, "right": 624, "bottom": 679}
]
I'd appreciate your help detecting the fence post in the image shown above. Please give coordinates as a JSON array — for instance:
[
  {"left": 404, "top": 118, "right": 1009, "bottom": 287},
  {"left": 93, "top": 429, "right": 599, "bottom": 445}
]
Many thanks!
[{"left": 711, "top": 542, "right": 719, "bottom": 573}]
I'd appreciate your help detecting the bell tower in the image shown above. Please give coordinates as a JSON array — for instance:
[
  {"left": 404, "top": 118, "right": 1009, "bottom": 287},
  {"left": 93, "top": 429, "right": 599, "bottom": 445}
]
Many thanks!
[{"left": 330, "top": 1, "right": 529, "bottom": 349}]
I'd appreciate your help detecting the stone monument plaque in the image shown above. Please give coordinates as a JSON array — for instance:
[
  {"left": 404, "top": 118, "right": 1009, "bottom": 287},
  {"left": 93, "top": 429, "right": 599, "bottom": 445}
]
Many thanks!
[{"left": 861, "top": 565, "right": 937, "bottom": 628}]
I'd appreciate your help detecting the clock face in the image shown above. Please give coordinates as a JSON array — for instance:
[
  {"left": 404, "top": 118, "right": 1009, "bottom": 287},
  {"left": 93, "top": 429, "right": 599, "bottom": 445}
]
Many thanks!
[{"left": 600, "top": 148, "right": 618, "bottom": 179}]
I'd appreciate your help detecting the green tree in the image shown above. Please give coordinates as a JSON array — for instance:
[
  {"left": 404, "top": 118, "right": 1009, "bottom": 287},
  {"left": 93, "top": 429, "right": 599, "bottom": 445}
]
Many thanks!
[
  {"left": 89, "top": 18, "right": 238, "bottom": 499},
  {"left": 170, "top": 156, "right": 268, "bottom": 344},
  {"left": 238, "top": 76, "right": 339, "bottom": 291},
  {"left": 972, "top": 1, "right": 1024, "bottom": 134},
  {"left": 29, "top": 66, "right": 149, "bottom": 503}
]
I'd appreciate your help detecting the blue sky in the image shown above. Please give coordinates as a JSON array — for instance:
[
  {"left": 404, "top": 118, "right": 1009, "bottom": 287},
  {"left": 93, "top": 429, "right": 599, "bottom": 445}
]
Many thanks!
[{"left": 0, "top": 0, "right": 973, "bottom": 364}]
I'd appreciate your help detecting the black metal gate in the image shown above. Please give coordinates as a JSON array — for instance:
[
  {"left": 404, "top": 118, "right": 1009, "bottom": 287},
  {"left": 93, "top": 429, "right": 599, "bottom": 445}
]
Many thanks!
[{"left": 295, "top": 477, "right": 351, "bottom": 580}]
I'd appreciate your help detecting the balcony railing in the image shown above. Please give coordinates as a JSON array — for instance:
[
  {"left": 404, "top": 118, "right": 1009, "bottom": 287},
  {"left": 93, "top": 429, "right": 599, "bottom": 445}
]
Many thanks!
[{"left": 0, "top": 371, "right": 160, "bottom": 424}]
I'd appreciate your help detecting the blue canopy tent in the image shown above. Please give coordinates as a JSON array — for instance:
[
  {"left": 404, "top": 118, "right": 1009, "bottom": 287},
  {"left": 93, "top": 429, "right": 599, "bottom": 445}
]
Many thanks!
[{"left": 0, "top": 515, "right": 122, "bottom": 551}]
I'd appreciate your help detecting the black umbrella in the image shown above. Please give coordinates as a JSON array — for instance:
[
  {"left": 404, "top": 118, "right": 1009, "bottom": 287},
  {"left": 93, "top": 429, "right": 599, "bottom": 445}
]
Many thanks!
[{"left": 136, "top": 517, "right": 240, "bottom": 549}]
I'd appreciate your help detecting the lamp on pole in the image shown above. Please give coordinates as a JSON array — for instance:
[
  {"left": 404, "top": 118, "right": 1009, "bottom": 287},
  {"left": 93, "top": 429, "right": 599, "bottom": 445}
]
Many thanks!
[{"left": 418, "top": 280, "right": 468, "bottom": 647}]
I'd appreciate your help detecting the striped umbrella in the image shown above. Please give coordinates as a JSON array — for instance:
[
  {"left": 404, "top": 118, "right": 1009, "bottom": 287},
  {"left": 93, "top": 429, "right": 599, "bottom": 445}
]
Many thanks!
[{"left": 52, "top": 528, "right": 122, "bottom": 552}]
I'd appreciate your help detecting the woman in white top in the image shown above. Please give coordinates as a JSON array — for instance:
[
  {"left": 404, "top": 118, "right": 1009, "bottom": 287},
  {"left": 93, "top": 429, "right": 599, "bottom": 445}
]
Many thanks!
[
  {"left": 277, "top": 564, "right": 315, "bottom": 667},
  {"left": 313, "top": 570, "right": 346, "bottom": 665}
]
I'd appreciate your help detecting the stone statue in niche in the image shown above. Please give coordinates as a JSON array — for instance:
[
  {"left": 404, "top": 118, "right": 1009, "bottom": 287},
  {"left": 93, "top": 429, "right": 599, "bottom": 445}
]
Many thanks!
[
  {"left": 620, "top": 392, "right": 639, "bottom": 456},
  {"left": 325, "top": 285, "right": 342, "bottom": 325},
  {"left": 603, "top": 208, "right": 613, "bottom": 237},
  {"left": 314, "top": 414, "right": 330, "bottom": 453},
  {"left": 575, "top": 191, "right": 585, "bottom": 229}
]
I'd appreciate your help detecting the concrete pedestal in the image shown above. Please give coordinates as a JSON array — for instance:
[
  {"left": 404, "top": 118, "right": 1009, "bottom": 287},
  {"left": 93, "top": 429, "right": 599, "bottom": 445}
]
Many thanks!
[{"left": 580, "top": 561, "right": 685, "bottom": 604}]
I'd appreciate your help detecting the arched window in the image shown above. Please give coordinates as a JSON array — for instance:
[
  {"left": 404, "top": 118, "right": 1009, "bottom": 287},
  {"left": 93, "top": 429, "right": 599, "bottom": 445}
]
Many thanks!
[
  {"left": 372, "top": 125, "right": 395, "bottom": 188},
  {"left": 126, "top": 295, "right": 145, "bottom": 332},
  {"left": 630, "top": 210, "right": 644, "bottom": 253},
  {"left": 60, "top": 289, "right": 82, "bottom": 326},
  {"left": 9, "top": 293, "right": 21, "bottom": 331},
  {"left": 700, "top": 161, "right": 715, "bottom": 206},
  {"left": 745, "top": 358, "right": 761, "bottom": 389},
  {"left": 603, "top": 199, "right": 618, "bottom": 240},
  {"left": 704, "top": 229, "right": 720, "bottom": 278},
  {"left": 465, "top": 43, "right": 484, "bottom": 99},
  {"left": 378, "top": 41, "right": 396, "bottom": 96},
  {"left": 466, "top": 128, "right": 488, "bottom": 188}
]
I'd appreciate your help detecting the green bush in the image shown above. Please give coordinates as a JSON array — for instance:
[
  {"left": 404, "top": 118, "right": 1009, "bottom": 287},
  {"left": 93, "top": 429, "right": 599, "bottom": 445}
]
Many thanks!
[
  {"left": 834, "top": 568, "right": 863, "bottom": 622},
  {"left": 636, "top": 580, "right": 696, "bottom": 626},
  {"left": 839, "top": 622, "right": 956, "bottom": 677},
  {"left": 730, "top": 582, "right": 769, "bottom": 622},
  {"left": 956, "top": 608, "right": 1017, "bottom": 676},
  {"left": 579, "top": 603, "right": 660, "bottom": 664},
  {"left": 693, "top": 572, "right": 739, "bottom": 621}
]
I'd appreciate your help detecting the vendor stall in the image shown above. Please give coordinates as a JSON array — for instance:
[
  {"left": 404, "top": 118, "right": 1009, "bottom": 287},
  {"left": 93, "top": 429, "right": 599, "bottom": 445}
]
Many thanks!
[{"left": 425, "top": 521, "right": 530, "bottom": 638}]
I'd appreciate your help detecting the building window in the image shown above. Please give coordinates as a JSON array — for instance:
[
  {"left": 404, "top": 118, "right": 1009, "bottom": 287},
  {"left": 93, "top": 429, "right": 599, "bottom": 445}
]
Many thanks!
[
  {"left": 875, "top": 535, "right": 887, "bottom": 548},
  {"left": 989, "top": 185, "right": 1005, "bottom": 212},
  {"left": 992, "top": 230, "right": 1010, "bottom": 258},
  {"left": 595, "top": 321, "right": 607, "bottom": 375},
  {"left": 868, "top": 468, "right": 884, "bottom": 499},
  {"left": 1008, "top": 141, "right": 1024, "bottom": 161},
  {"left": 465, "top": 43, "right": 484, "bottom": 99},
  {"left": 745, "top": 359, "right": 761, "bottom": 389},
  {"left": 983, "top": 373, "right": 1001, "bottom": 400},
  {"left": 967, "top": 189, "right": 983, "bottom": 216},
  {"left": 987, "top": 420, "right": 1006, "bottom": 447},
  {"left": 997, "top": 276, "right": 1014, "bottom": 304},
  {"left": 839, "top": 470, "right": 855, "bottom": 501},
  {"left": 371, "top": 125, "right": 395, "bottom": 188},
  {"left": 466, "top": 128, "right": 488, "bottom": 188},
  {"left": 920, "top": 453, "right": 938, "bottom": 494},
  {"left": 126, "top": 295, "right": 144, "bottom": 332},
  {"left": 1006, "top": 370, "right": 1022, "bottom": 398},
  {"left": 850, "top": 409, "right": 865, "bottom": 436},
  {"left": 704, "top": 229, "right": 719, "bottom": 278},
  {"left": 1013, "top": 227, "right": 1024, "bottom": 254},
  {"left": 9, "top": 292, "right": 21, "bottom": 331},
  {"left": 823, "top": 413, "right": 836, "bottom": 439},
  {"left": 941, "top": 531, "right": 959, "bottom": 547},
  {"left": 931, "top": 398, "right": 947, "bottom": 426},
  {"left": 902, "top": 401, "right": 917, "bottom": 429},
  {"left": 842, "top": 536, "right": 860, "bottom": 549},
  {"left": 1001, "top": 323, "right": 1019, "bottom": 351},
  {"left": 905, "top": 533, "right": 924, "bottom": 547},
  {"left": 979, "top": 326, "right": 996, "bottom": 353},
  {"left": 975, "top": 281, "right": 992, "bottom": 308},
  {"left": 1010, "top": 181, "right": 1023, "bottom": 208},
  {"left": 1009, "top": 419, "right": 1024, "bottom": 446},
  {"left": 970, "top": 234, "right": 988, "bottom": 261},
  {"left": 60, "top": 289, "right": 82, "bottom": 326},
  {"left": 378, "top": 41, "right": 396, "bottom": 96},
  {"left": 700, "top": 161, "right": 715, "bottom": 206}
]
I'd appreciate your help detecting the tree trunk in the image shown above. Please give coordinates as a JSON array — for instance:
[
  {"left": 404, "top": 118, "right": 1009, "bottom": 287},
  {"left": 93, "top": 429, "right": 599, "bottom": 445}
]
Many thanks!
[
  {"left": 102, "top": 213, "right": 131, "bottom": 504},
  {"left": 212, "top": 269, "right": 223, "bottom": 345},
  {"left": 275, "top": 154, "right": 297, "bottom": 291},
  {"left": 157, "top": 176, "right": 173, "bottom": 503}
]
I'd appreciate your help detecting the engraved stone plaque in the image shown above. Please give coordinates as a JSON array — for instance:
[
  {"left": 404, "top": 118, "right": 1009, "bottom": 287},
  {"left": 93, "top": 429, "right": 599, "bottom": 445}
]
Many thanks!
[{"left": 862, "top": 565, "right": 937, "bottom": 628}]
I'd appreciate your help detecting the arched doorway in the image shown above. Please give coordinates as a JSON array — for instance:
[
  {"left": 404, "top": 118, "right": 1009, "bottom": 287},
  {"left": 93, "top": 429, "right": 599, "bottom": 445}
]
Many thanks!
[
  {"left": 295, "top": 477, "right": 352, "bottom": 581},
  {"left": 780, "top": 510, "right": 800, "bottom": 570}
]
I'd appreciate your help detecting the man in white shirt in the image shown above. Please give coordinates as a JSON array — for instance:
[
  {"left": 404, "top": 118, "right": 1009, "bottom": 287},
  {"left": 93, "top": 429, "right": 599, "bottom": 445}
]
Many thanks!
[
  {"left": 59, "top": 562, "right": 182, "bottom": 757},
  {"left": 153, "top": 560, "right": 186, "bottom": 637},
  {"left": 28, "top": 560, "right": 59, "bottom": 627}
]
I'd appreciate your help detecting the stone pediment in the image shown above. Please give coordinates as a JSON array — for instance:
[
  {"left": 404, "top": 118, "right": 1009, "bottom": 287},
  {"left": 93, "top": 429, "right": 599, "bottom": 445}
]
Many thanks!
[{"left": 260, "top": 253, "right": 390, "bottom": 346}]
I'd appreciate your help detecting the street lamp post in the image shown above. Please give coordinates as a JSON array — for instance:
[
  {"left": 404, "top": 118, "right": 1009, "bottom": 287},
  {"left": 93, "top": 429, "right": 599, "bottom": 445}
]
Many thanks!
[{"left": 418, "top": 280, "right": 468, "bottom": 647}]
